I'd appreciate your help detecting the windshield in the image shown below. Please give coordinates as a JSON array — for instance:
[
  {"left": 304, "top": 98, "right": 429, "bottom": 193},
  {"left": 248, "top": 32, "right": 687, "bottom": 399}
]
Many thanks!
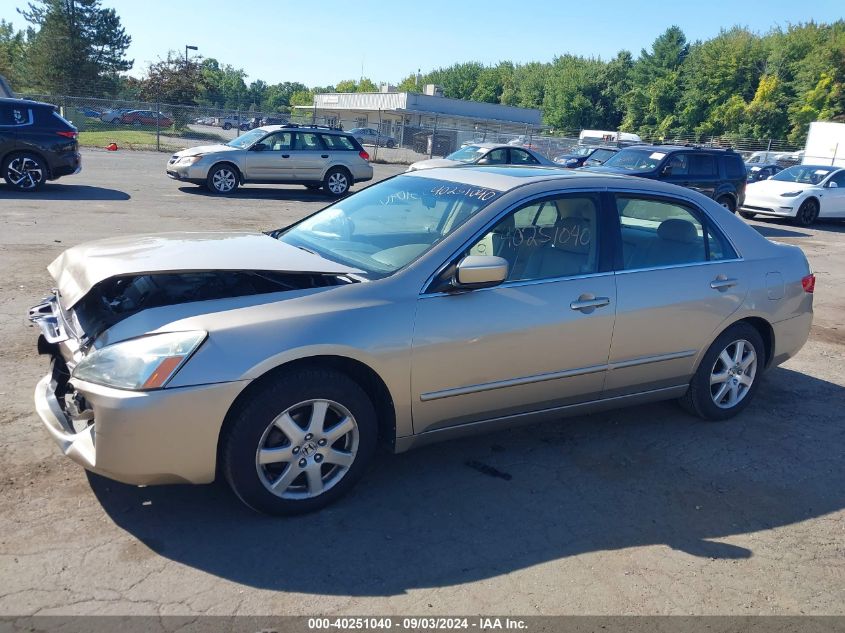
[
  {"left": 446, "top": 145, "right": 488, "bottom": 163},
  {"left": 602, "top": 148, "right": 667, "bottom": 171},
  {"left": 570, "top": 146, "right": 595, "bottom": 157},
  {"left": 227, "top": 128, "right": 266, "bottom": 148},
  {"left": 277, "top": 176, "right": 502, "bottom": 277},
  {"left": 771, "top": 165, "right": 835, "bottom": 185},
  {"left": 587, "top": 148, "right": 616, "bottom": 163}
]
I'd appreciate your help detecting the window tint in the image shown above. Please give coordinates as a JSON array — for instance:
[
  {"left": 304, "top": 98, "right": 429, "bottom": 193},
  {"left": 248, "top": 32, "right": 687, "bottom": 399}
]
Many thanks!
[
  {"left": 510, "top": 148, "right": 540, "bottom": 165},
  {"left": 828, "top": 170, "right": 845, "bottom": 187},
  {"left": 689, "top": 154, "right": 717, "bottom": 177},
  {"left": 724, "top": 155, "right": 746, "bottom": 179},
  {"left": 665, "top": 153, "right": 689, "bottom": 176},
  {"left": 0, "top": 104, "right": 31, "bottom": 126},
  {"left": 294, "top": 132, "right": 325, "bottom": 150},
  {"left": 481, "top": 148, "right": 508, "bottom": 165},
  {"left": 617, "top": 196, "right": 734, "bottom": 270},
  {"left": 261, "top": 132, "right": 293, "bottom": 151},
  {"left": 468, "top": 195, "right": 600, "bottom": 282},
  {"left": 321, "top": 134, "right": 355, "bottom": 150}
]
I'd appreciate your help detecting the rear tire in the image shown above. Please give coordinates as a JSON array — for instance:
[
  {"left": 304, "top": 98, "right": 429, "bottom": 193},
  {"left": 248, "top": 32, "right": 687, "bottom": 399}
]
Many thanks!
[
  {"left": 222, "top": 122, "right": 232, "bottom": 131},
  {"left": 206, "top": 163, "right": 239, "bottom": 195},
  {"left": 739, "top": 211, "right": 756, "bottom": 220},
  {"left": 323, "top": 167, "right": 351, "bottom": 197},
  {"left": 794, "top": 199, "right": 819, "bottom": 226},
  {"left": 221, "top": 368, "right": 378, "bottom": 515},
  {"left": 679, "top": 322, "right": 765, "bottom": 421},
  {"left": 3, "top": 152, "right": 47, "bottom": 191},
  {"left": 386, "top": 139, "right": 396, "bottom": 149}
]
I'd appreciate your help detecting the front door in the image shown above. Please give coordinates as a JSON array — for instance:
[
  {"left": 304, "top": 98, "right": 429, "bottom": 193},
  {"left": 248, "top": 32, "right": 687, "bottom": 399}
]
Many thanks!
[
  {"left": 245, "top": 131, "right": 295, "bottom": 180},
  {"left": 411, "top": 192, "right": 617, "bottom": 434},
  {"left": 820, "top": 171, "right": 845, "bottom": 218},
  {"left": 606, "top": 193, "right": 747, "bottom": 396}
]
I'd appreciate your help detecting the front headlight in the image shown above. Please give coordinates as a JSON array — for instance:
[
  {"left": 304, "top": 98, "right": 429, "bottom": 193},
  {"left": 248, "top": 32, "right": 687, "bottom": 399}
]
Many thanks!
[
  {"left": 176, "top": 155, "right": 202, "bottom": 165},
  {"left": 780, "top": 190, "right": 803, "bottom": 197},
  {"left": 73, "top": 331, "right": 207, "bottom": 390}
]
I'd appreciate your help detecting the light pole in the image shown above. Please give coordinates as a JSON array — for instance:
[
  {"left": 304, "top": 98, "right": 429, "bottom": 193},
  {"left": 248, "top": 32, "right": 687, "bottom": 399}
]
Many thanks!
[{"left": 185, "top": 45, "right": 198, "bottom": 65}]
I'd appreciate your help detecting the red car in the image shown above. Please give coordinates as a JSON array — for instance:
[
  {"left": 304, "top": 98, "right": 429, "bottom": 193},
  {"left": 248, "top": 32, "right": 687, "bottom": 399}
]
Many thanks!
[{"left": 120, "top": 110, "right": 173, "bottom": 127}]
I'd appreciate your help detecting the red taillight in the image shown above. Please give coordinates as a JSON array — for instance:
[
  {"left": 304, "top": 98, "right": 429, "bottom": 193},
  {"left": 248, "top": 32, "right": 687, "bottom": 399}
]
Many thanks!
[
  {"left": 359, "top": 150, "right": 370, "bottom": 161},
  {"left": 801, "top": 274, "right": 815, "bottom": 293},
  {"left": 56, "top": 130, "right": 77, "bottom": 139}
]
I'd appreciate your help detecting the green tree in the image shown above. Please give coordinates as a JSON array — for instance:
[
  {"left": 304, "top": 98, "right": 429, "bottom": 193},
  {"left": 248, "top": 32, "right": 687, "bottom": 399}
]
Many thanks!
[
  {"left": 18, "top": 0, "right": 131, "bottom": 95},
  {"left": 0, "top": 20, "right": 28, "bottom": 91}
]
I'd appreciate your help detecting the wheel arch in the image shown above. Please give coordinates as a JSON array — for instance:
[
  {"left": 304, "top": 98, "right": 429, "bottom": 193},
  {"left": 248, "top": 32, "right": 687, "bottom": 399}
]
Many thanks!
[
  {"left": 694, "top": 315, "right": 775, "bottom": 375},
  {"left": 210, "top": 160, "right": 244, "bottom": 184},
  {"left": 2, "top": 148, "right": 52, "bottom": 180},
  {"left": 322, "top": 163, "right": 352, "bottom": 183},
  {"left": 216, "top": 354, "right": 397, "bottom": 475}
]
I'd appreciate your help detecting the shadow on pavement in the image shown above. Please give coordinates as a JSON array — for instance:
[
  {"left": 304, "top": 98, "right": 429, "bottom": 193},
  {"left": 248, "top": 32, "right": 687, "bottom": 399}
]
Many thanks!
[
  {"left": 178, "top": 185, "right": 341, "bottom": 203},
  {"left": 0, "top": 183, "right": 130, "bottom": 201},
  {"left": 89, "top": 367, "right": 845, "bottom": 596},
  {"left": 751, "top": 218, "right": 845, "bottom": 236}
]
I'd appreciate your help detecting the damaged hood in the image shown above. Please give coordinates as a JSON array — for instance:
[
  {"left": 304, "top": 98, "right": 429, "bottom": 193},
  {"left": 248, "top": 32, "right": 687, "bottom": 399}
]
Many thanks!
[{"left": 48, "top": 231, "right": 361, "bottom": 307}]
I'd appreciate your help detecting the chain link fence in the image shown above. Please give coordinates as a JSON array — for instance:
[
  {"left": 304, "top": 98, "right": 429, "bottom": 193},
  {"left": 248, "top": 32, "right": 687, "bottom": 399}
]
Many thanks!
[{"left": 23, "top": 93, "right": 803, "bottom": 164}]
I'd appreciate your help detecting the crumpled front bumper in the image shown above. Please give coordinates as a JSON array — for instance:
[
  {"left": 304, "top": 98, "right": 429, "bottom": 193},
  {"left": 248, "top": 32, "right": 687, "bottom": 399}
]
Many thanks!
[{"left": 34, "top": 366, "right": 247, "bottom": 486}]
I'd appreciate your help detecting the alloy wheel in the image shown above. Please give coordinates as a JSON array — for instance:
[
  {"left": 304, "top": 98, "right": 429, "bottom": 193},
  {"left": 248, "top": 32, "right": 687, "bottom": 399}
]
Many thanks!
[
  {"left": 327, "top": 172, "right": 349, "bottom": 195},
  {"left": 709, "top": 339, "right": 757, "bottom": 409},
  {"left": 212, "top": 168, "right": 236, "bottom": 193},
  {"left": 255, "top": 399, "right": 359, "bottom": 500},
  {"left": 6, "top": 156, "right": 44, "bottom": 190}
]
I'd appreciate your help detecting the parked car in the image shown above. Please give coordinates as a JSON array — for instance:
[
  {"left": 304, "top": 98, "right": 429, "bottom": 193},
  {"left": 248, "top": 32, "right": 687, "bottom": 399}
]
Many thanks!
[
  {"left": 99, "top": 108, "right": 132, "bottom": 123},
  {"left": 408, "top": 142, "right": 554, "bottom": 171},
  {"left": 30, "top": 166, "right": 813, "bottom": 515},
  {"left": 120, "top": 110, "right": 174, "bottom": 127},
  {"left": 78, "top": 106, "right": 101, "bottom": 118},
  {"left": 166, "top": 123, "right": 373, "bottom": 196},
  {"left": 261, "top": 116, "right": 289, "bottom": 127},
  {"left": 744, "top": 151, "right": 780, "bottom": 165},
  {"left": 217, "top": 115, "right": 250, "bottom": 131},
  {"left": 739, "top": 164, "right": 845, "bottom": 225},
  {"left": 0, "top": 97, "right": 80, "bottom": 191},
  {"left": 746, "top": 163, "right": 783, "bottom": 183},
  {"left": 348, "top": 127, "right": 397, "bottom": 148},
  {"left": 586, "top": 145, "right": 747, "bottom": 212},
  {"left": 554, "top": 146, "right": 618, "bottom": 168}
]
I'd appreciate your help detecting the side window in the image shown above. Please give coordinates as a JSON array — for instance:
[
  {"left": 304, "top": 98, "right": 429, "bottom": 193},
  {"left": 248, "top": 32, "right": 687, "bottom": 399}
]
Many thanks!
[
  {"left": 467, "top": 195, "right": 600, "bottom": 282},
  {"left": 0, "top": 104, "right": 31, "bottom": 126},
  {"left": 689, "top": 154, "right": 717, "bottom": 177},
  {"left": 261, "top": 132, "right": 293, "bottom": 151},
  {"left": 481, "top": 148, "right": 508, "bottom": 165},
  {"left": 294, "top": 133, "right": 325, "bottom": 150},
  {"left": 724, "top": 155, "right": 745, "bottom": 179},
  {"left": 664, "top": 153, "right": 689, "bottom": 176},
  {"left": 828, "top": 171, "right": 845, "bottom": 187},
  {"left": 617, "top": 196, "right": 734, "bottom": 270},
  {"left": 320, "top": 134, "right": 355, "bottom": 150},
  {"left": 509, "top": 149, "right": 540, "bottom": 165}
]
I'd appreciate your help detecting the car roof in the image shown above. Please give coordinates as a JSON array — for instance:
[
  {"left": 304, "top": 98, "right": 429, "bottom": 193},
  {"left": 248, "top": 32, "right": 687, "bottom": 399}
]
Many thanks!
[
  {"left": 622, "top": 144, "right": 735, "bottom": 154},
  {"left": 261, "top": 124, "right": 348, "bottom": 135},
  {"left": 0, "top": 96, "right": 54, "bottom": 108},
  {"left": 400, "top": 164, "right": 699, "bottom": 193}
]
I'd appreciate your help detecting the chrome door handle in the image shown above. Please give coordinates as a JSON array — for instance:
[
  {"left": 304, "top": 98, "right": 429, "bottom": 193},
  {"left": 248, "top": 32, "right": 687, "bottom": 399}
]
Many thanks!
[
  {"left": 710, "top": 277, "right": 738, "bottom": 290},
  {"left": 321, "top": 154, "right": 329, "bottom": 158},
  {"left": 570, "top": 296, "right": 611, "bottom": 312},
  {"left": 281, "top": 154, "right": 290, "bottom": 158}
]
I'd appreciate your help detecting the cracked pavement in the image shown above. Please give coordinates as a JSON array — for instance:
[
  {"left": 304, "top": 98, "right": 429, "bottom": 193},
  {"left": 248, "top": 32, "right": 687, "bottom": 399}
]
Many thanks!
[{"left": 0, "top": 150, "right": 843, "bottom": 616}]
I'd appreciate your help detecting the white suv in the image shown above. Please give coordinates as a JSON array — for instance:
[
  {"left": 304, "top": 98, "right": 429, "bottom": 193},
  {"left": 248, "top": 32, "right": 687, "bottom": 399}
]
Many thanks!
[{"left": 166, "top": 124, "right": 374, "bottom": 196}]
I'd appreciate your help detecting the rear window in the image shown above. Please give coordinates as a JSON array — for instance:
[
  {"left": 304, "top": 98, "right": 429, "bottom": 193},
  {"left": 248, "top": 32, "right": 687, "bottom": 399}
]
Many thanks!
[
  {"left": 724, "top": 155, "right": 746, "bottom": 179},
  {"left": 320, "top": 134, "right": 356, "bottom": 150}
]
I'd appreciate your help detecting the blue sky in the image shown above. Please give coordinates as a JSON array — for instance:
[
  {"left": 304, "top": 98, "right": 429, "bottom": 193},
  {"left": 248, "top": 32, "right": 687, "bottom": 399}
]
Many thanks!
[{"left": 5, "top": 0, "right": 845, "bottom": 86}]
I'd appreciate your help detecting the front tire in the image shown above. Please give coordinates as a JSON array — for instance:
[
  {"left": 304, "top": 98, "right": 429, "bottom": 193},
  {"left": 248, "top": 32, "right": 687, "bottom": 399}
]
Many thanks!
[
  {"left": 206, "top": 163, "right": 239, "bottom": 195},
  {"left": 3, "top": 153, "right": 47, "bottom": 191},
  {"left": 221, "top": 368, "right": 378, "bottom": 515},
  {"left": 716, "top": 195, "right": 736, "bottom": 213},
  {"left": 794, "top": 199, "right": 819, "bottom": 226},
  {"left": 679, "top": 322, "right": 765, "bottom": 421},
  {"left": 222, "top": 122, "right": 232, "bottom": 131},
  {"left": 323, "top": 167, "right": 351, "bottom": 197}
]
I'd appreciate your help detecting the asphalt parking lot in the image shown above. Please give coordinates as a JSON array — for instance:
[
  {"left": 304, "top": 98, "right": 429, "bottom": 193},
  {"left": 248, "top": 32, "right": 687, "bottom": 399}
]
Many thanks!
[{"left": 0, "top": 149, "right": 843, "bottom": 616}]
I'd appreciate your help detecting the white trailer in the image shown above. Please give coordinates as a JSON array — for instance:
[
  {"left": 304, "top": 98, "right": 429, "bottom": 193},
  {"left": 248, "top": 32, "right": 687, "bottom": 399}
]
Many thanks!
[{"left": 803, "top": 121, "right": 845, "bottom": 167}]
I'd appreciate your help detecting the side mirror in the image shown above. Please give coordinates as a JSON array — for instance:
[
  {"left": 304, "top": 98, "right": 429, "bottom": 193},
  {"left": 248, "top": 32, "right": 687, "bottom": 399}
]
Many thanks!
[
  {"left": 454, "top": 256, "right": 508, "bottom": 289},
  {"left": 828, "top": 181, "right": 839, "bottom": 188}
]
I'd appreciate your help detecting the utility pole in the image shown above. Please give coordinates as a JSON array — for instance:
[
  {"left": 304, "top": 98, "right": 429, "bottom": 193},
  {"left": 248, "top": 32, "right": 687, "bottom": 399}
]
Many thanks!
[{"left": 185, "top": 45, "right": 198, "bottom": 66}]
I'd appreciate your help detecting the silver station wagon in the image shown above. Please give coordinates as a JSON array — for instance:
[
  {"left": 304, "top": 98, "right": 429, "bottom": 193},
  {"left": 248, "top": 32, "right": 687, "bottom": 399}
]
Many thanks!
[{"left": 30, "top": 166, "right": 814, "bottom": 515}]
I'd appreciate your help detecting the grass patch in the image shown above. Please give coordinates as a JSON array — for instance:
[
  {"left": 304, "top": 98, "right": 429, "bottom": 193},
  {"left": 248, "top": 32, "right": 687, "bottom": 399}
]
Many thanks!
[{"left": 78, "top": 126, "right": 227, "bottom": 152}]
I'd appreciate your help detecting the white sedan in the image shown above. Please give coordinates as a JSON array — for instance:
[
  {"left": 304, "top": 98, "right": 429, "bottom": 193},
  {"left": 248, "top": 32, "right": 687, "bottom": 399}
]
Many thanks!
[{"left": 740, "top": 164, "right": 845, "bottom": 225}]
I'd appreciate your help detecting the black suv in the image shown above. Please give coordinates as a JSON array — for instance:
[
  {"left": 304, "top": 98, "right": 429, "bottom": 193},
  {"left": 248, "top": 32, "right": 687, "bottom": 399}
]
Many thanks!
[
  {"left": 586, "top": 145, "right": 747, "bottom": 211},
  {"left": 0, "top": 97, "right": 80, "bottom": 191}
]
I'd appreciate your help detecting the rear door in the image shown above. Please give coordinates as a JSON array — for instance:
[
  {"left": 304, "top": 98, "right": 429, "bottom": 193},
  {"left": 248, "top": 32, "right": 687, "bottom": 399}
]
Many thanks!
[
  {"left": 606, "top": 193, "right": 747, "bottom": 397},
  {"left": 289, "top": 132, "right": 331, "bottom": 181}
]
